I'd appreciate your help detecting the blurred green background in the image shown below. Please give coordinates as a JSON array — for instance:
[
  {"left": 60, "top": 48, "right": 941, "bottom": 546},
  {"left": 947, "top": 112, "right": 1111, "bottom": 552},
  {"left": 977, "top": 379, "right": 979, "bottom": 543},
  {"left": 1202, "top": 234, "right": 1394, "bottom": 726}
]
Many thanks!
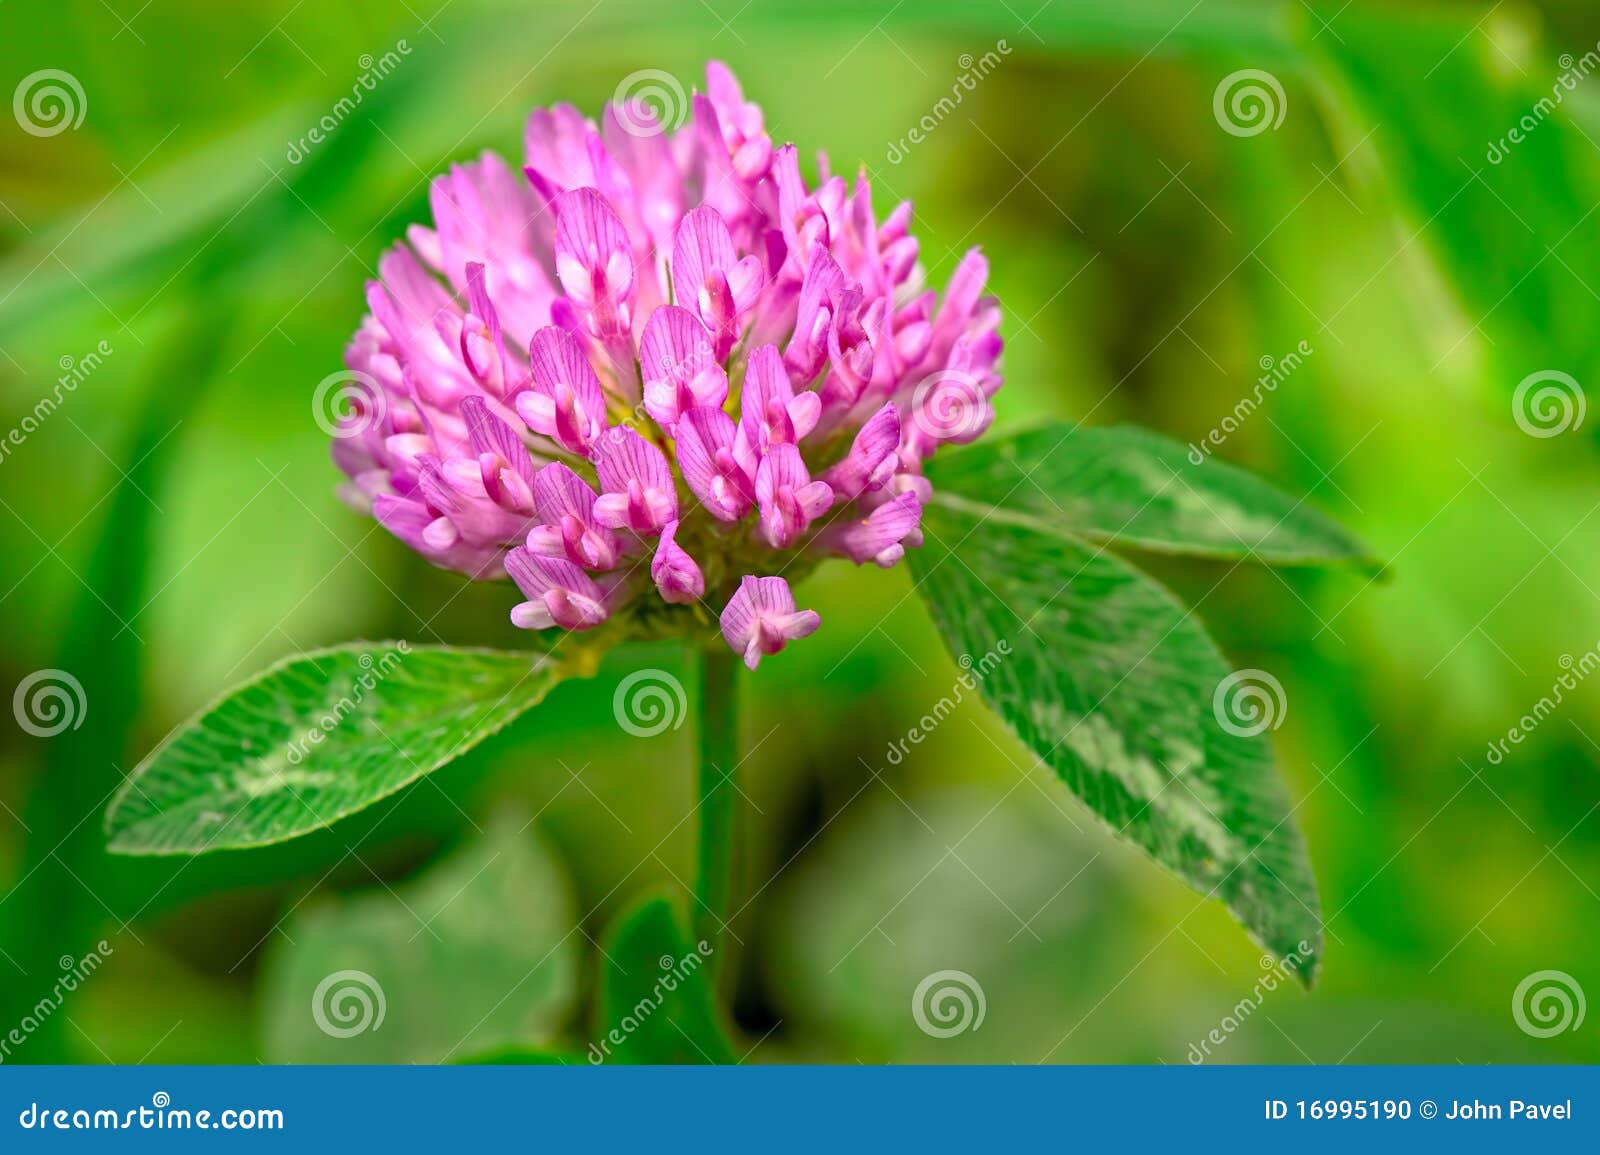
[{"left": 3, "top": 0, "right": 1600, "bottom": 1064}]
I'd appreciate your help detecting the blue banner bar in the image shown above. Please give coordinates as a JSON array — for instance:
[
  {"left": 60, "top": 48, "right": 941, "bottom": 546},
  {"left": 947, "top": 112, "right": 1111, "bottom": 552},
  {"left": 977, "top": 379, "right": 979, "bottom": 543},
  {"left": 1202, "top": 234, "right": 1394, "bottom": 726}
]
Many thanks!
[{"left": 1, "top": 1066, "right": 1595, "bottom": 1150}]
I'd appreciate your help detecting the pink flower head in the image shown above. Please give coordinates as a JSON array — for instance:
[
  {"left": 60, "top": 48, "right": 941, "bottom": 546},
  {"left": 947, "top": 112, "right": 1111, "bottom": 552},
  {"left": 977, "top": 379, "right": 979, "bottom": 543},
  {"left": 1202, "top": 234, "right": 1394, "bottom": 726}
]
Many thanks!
[{"left": 333, "top": 61, "right": 1003, "bottom": 669}]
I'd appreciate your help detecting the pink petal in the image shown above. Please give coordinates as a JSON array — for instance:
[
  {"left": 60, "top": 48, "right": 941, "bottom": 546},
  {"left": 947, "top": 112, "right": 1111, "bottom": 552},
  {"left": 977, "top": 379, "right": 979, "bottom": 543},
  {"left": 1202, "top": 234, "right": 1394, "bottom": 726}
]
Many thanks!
[
  {"left": 641, "top": 306, "right": 728, "bottom": 428},
  {"left": 506, "top": 549, "right": 609, "bottom": 631},
  {"left": 651, "top": 520, "right": 705, "bottom": 604},
  {"left": 520, "top": 326, "right": 608, "bottom": 455},
  {"left": 554, "top": 188, "right": 634, "bottom": 334},
  {"left": 821, "top": 403, "right": 900, "bottom": 500},
  {"left": 825, "top": 490, "right": 922, "bottom": 567},
  {"left": 719, "top": 575, "right": 821, "bottom": 670},
  {"left": 754, "top": 444, "right": 833, "bottom": 549},
  {"left": 676, "top": 406, "right": 753, "bottom": 521},
  {"left": 592, "top": 425, "right": 677, "bottom": 534}
]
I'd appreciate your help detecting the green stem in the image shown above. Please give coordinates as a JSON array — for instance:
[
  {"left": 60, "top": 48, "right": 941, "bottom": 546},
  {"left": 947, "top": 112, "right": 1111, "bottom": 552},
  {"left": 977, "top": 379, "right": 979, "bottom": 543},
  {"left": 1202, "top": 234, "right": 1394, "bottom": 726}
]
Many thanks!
[{"left": 694, "top": 644, "right": 741, "bottom": 967}]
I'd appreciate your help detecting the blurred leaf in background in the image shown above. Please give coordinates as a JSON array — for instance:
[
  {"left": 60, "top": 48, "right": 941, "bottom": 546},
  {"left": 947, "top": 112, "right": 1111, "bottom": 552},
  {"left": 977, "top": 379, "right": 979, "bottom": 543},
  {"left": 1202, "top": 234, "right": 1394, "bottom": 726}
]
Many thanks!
[{"left": 259, "top": 815, "right": 579, "bottom": 1063}]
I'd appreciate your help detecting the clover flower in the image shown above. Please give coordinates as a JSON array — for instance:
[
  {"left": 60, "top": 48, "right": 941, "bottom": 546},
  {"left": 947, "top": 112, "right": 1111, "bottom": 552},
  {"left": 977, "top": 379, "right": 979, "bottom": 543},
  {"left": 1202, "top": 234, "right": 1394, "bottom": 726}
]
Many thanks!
[{"left": 333, "top": 62, "right": 1002, "bottom": 668}]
